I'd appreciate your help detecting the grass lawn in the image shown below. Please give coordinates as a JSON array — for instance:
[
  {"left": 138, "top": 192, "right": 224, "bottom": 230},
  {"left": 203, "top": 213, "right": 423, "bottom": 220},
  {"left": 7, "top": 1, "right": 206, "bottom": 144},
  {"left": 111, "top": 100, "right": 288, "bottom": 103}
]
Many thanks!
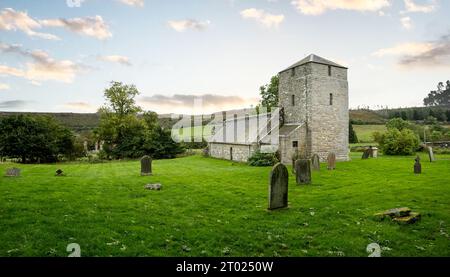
[
  {"left": 0, "top": 153, "right": 449, "bottom": 257},
  {"left": 353, "top": 125, "right": 387, "bottom": 143}
]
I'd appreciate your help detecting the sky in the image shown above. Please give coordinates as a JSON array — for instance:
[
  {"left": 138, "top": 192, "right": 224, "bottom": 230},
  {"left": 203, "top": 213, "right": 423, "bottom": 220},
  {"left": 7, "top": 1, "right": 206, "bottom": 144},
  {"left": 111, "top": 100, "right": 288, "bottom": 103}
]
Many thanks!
[{"left": 0, "top": 0, "right": 449, "bottom": 115}]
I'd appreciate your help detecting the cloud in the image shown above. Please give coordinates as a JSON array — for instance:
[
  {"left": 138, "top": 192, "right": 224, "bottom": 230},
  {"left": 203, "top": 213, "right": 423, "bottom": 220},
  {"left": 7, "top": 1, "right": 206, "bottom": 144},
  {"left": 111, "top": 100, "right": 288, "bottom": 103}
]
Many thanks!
[
  {"left": 64, "top": 102, "right": 94, "bottom": 111},
  {"left": 400, "top": 16, "right": 413, "bottom": 30},
  {"left": 0, "top": 42, "right": 82, "bottom": 83},
  {"left": 373, "top": 32, "right": 450, "bottom": 67},
  {"left": 40, "top": 16, "right": 112, "bottom": 40},
  {"left": 0, "top": 82, "right": 10, "bottom": 90},
  {"left": 0, "top": 8, "right": 59, "bottom": 40},
  {"left": 118, "top": 0, "right": 145, "bottom": 7},
  {"left": 0, "top": 100, "right": 28, "bottom": 108},
  {"left": 401, "top": 0, "right": 436, "bottom": 13},
  {"left": 291, "top": 0, "right": 390, "bottom": 15},
  {"left": 0, "top": 8, "right": 112, "bottom": 40},
  {"left": 240, "top": 8, "right": 285, "bottom": 28},
  {"left": 139, "top": 94, "right": 258, "bottom": 114},
  {"left": 167, "top": 19, "right": 210, "bottom": 32},
  {"left": 98, "top": 55, "right": 131, "bottom": 66}
]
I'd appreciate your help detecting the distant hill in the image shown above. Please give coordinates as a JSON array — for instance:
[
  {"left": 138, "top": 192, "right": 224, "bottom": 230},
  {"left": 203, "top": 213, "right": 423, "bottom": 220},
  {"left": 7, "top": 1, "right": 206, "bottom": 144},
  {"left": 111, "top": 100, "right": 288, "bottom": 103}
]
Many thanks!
[{"left": 349, "top": 109, "right": 386, "bottom": 125}]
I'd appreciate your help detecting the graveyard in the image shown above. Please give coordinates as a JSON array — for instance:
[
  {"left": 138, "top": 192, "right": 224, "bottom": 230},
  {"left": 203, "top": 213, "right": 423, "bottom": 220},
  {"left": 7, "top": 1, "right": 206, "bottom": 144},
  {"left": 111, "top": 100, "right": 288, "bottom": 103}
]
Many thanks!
[{"left": 1, "top": 151, "right": 449, "bottom": 257}]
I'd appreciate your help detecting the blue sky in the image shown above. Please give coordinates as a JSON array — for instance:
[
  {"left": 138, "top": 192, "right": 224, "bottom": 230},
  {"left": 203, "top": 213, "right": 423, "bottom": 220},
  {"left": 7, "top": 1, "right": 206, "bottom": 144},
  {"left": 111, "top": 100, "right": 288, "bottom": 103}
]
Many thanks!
[{"left": 0, "top": 0, "right": 449, "bottom": 114}]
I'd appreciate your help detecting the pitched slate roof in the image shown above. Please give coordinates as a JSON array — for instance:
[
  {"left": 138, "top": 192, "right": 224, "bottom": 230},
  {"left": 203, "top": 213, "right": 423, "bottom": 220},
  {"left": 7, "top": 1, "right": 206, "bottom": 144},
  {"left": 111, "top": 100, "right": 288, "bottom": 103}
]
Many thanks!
[{"left": 280, "top": 54, "right": 347, "bottom": 73}]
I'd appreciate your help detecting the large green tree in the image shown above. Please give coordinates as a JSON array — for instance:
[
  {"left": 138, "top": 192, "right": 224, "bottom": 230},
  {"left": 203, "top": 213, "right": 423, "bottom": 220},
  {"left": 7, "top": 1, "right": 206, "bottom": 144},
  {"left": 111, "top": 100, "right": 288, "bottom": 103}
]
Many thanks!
[
  {"left": 424, "top": 80, "right": 450, "bottom": 107},
  {"left": 259, "top": 75, "right": 279, "bottom": 109},
  {"left": 0, "top": 115, "right": 76, "bottom": 163}
]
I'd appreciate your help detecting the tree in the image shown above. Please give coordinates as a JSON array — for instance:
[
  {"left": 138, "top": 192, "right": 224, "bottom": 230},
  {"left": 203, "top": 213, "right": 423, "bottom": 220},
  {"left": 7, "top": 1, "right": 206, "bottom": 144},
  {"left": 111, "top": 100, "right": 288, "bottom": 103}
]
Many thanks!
[
  {"left": 143, "top": 126, "right": 184, "bottom": 159},
  {"left": 259, "top": 75, "right": 279, "bottom": 109},
  {"left": 0, "top": 115, "right": 76, "bottom": 163},
  {"left": 378, "top": 128, "right": 420, "bottom": 156},
  {"left": 424, "top": 80, "right": 450, "bottom": 107},
  {"left": 386, "top": 118, "right": 411, "bottom": 131},
  {"left": 349, "top": 122, "right": 358, "bottom": 143}
]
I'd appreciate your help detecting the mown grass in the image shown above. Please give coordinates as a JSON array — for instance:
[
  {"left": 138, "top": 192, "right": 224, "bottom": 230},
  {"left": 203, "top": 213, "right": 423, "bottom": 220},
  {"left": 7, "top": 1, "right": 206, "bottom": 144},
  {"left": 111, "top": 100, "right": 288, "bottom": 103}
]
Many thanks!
[
  {"left": 0, "top": 153, "right": 449, "bottom": 257},
  {"left": 353, "top": 125, "right": 387, "bottom": 143}
]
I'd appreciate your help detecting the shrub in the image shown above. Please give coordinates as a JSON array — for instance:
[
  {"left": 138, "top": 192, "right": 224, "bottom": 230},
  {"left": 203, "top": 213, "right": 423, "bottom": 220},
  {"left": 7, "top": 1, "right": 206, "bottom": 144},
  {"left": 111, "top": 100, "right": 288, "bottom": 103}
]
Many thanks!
[
  {"left": 248, "top": 150, "right": 279, "bottom": 166},
  {"left": 379, "top": 128, "right": 420, "bottom": 155}
]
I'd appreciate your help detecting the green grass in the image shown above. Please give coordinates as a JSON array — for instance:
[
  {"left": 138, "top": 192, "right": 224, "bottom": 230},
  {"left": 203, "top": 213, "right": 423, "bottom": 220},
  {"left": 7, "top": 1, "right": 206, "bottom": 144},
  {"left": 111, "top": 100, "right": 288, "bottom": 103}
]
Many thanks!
[
  {"left": 0, "top": 153, "right": 449, "bottom": 257},
  {"left": 353, "top": 125, "right": 387, "bottom": 143}
]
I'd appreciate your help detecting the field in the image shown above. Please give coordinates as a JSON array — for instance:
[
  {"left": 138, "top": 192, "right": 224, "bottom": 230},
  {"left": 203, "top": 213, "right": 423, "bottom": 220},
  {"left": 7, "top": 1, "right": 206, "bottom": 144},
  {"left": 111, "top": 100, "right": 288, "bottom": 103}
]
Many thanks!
[
  {"left": 353, "top": 125, "right": 386, "bottom": 143},
  {"left": 1, "top": 153, "right": 449, "bottom": 257}
]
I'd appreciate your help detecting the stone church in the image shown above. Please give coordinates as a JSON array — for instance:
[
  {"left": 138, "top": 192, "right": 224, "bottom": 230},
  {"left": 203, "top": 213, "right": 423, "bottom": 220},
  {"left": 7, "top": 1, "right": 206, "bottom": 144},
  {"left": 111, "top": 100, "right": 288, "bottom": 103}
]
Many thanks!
[{"left": 208, "top": 54, "right": 349, "bottom": 164}]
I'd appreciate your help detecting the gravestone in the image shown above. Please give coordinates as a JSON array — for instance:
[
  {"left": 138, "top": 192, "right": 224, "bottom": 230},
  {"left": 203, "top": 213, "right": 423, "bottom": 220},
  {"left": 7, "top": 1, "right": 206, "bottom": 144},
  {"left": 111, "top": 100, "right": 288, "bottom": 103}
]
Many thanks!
[
  {"left": 362, "top": 149, "right": 370, "bottom": 159},
  {"left": 414, "top": 156, "right": 421, "bottom": 174},
  {"left": 311, "top": 154, "right": 320, "bottom": 171},
  {"left": 428, "top": 147, "right": 435, "bottom": 162},
  {"left": 295, "top": 159, "right": 312, "bottom": 185},
  {"left": 327, "top": 153, "right": 336, "bottom": 170},
  {"left": 5, "top": 168, "right": 20, "bottom": 177},
  {"left": 55, "top": 169, "right": 65, "bottom": 176},
  {"left": 268, "top": 163, "right": 288, "bottom": 210},
  {"left": 144, "top": 183, "right": 162, "bottom": 190},
  {"left": 140, "top": 155, "right": 152, "bottom": 176}
]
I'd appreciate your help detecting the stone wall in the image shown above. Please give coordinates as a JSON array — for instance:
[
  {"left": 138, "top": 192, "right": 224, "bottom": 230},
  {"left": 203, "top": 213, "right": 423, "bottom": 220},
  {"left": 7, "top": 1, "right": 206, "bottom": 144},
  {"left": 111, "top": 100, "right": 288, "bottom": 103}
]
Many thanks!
[{"left": 209, "top": 142, "right": 258, "bottom": 162}]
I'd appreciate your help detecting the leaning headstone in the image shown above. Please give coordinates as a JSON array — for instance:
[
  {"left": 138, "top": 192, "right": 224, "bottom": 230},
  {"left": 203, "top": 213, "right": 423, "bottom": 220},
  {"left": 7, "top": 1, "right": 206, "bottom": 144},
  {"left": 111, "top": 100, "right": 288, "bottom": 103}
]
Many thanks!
[
  {"left": 144, "top": 183, "right": 162, "bottom": 190},
  {"left": 362, "top": 149, "right": 370, "bottom": 159},
  {"left": 55, "top": 169, "right": 65, "bottom": 176},
  {"left": 327, "top": 153, "right": 336, "bottom": 170},
  {"left": 311, "top": 154, "right": 320, "bottom": 171},
  {"left": 5, "top": 168, "right": 21, "bottom": 177},
  {"left": 414, "top": 156, "right": 421, "bottom": 174},
  {"left": 268, "top": 163, "right": 288, "bottom": 210},
  {"left": 428, "top": 147, "right": 435, "bottom": 162},
  {"left": 295, "top": 159, "right": 312, "bottom": 185},
  {"left": 140, "top": 155, "right": 152, "bottom": 176}
]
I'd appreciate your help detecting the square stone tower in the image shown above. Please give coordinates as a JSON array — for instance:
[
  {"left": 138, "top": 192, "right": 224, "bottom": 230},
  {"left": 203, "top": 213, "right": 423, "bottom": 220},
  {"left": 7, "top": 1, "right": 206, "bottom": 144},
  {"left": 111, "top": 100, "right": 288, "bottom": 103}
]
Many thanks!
[{"left": 278, "top": 54, "right": 349, "bottom": 162}]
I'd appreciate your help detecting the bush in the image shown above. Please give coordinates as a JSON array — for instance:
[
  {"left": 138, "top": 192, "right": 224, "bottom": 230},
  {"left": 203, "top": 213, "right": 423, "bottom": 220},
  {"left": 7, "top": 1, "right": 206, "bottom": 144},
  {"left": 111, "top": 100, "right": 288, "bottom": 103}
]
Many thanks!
[
  {"left": 248, "top": 150, "right": 279, "bottom": 166},
  {"left": 379, "top": 128, "right": 420, "bottom": 155}
]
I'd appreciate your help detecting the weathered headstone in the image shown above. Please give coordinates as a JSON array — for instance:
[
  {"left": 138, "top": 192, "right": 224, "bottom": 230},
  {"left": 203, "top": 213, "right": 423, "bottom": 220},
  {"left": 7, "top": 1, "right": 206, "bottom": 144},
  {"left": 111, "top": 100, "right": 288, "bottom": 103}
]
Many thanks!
[
  {"left": 144, "top": 183, "right": 162, "bottom": 190},
  {"left": 428, "top": 146, "right": 435, "bottom": 162},
  {"left": 295, "top": 159, "right": 312, "bottom": 185},
  {"left": 414, "top": 156, "right": 421, "bottom": 174},
  {"left": 5, "top": 168, "right": 20, "bottom": 177},
  {"left": 55, "top": 169, "right": 65, "bottom": 176},
  {"left": 311, "top": 154, "right": 320, "bottom": 171},
  {"left": 140, "top": 155, "right": 152, "bottom": 176},
  {"left": 362, "top": 149, "right": 370, "bottom": 159},
  {"left": 268, "top": 163, "right": 288, "bottom": 210},
  {"left": 327, "top": 153, "right": 336, "bottom": 170}
]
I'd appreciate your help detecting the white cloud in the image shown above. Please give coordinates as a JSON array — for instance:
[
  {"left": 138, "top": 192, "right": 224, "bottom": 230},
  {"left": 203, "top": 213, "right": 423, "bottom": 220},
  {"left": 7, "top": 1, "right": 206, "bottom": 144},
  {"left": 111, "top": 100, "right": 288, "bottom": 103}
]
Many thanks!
[
  {"left": 402, "top": 0, "right": 436, "bottom": 14},
  {"left": 40, "top": 16, "right": 112, "bottom": 40},
  {"left": 372, "top": 32, "right": 450, "bottom": 67},
  {"left": 400, "top": 16, "right": 413, "bottom": 30},
  {"left": 372, "top": 42, "right": 433, "bottom": 57},
  {"left": 0, "top": 43, "right": 82, "bottom": 83},
  {"left": 291, "top": 0, "right": 390, "bottom": 15},
  {"left": 167, "top": 19, "right": 210, "bottom": 32},
  {"left": 240, "top": 8, "right": 285, "bottom": 28},
  {"left": 98, "top": 55, "right": 132, "bottom": 66},
  {"left": 0, "top": 82, "right": 10, "bottom": 90},
  {"left": 0, "top": 8, "right": 59, "bottom": 40},
  {"left": 118, "top": 0, "right": 145, "bottom": 7}
]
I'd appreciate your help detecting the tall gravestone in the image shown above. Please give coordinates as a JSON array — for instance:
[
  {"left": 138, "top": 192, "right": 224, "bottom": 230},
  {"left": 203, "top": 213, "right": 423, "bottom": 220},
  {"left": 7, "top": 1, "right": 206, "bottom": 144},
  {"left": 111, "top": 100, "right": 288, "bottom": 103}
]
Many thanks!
[
  {"left": 140, "top": 155, "right": 152, "bottom": 176},
  {"left": 268, "top": 163, "right": 288, "bottom": 210},
  {"left": 295, "top": 159, "right": 312, "bottom": 185},
  {"left": 414, "top": 156, "right": 421, "bottom": 174},
  {"left": 362, "top": 149, "right": 370, "bottom": 159},
  {"left": 327, "top": 153, "right": 336, "bottom": 170},
  {"left": 428, "top": 147, "right": 435, "bottom": 162},
  {"left": 311, "top": 154, "right": 320, "bottom": 171}
]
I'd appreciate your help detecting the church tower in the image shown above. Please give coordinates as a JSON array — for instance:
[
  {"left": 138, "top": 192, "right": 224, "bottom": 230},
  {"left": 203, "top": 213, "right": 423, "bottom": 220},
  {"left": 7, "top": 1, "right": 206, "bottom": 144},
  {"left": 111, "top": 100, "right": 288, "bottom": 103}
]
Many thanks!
[{"left": 278, "top": 54, "right": 349, "bottom": 162}]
